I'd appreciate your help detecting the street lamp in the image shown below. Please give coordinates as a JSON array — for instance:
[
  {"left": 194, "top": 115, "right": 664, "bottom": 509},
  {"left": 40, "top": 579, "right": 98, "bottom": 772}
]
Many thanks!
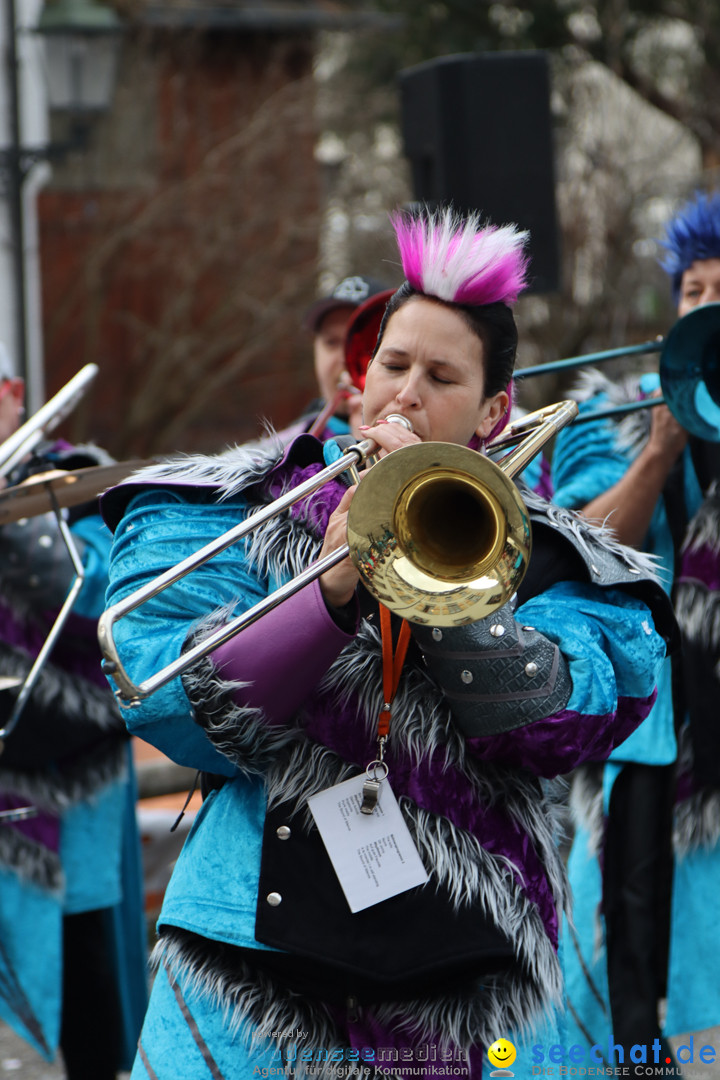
[
  {"left": 37, "top": 0, "right": 123, "bottom": 121},
  {"left": 1, "top": 0, "right": 124, "bottom": 392}
]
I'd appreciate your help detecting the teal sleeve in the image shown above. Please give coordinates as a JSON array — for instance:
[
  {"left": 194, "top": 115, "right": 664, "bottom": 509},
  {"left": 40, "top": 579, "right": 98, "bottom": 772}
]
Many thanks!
[
  {"left": 70, "top": 513, "right": 113, "bottom": 619},
  {"left": 516, "top": 580, "right": 665, "bottom": 716},
  {"left": 551, "top": 397, "right": 629, "bottom": 511}
]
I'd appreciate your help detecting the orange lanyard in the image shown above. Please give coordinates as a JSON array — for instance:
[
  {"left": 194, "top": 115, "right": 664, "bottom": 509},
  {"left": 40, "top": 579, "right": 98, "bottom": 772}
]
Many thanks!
[
  {"left": 361, "top": 604, "right": 411, "bottom": 815},
  {"left": 377, "top": 603, "right": 411, "bottom": 745}
]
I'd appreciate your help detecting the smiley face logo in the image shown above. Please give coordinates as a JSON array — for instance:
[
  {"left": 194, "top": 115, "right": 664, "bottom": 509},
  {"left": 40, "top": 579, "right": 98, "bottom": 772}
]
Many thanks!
[{"left": 487, "top": 1038, "right": 517, "bottom": 1074}]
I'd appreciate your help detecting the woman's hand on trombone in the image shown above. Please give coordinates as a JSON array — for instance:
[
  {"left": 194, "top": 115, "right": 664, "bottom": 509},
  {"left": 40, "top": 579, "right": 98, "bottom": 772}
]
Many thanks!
[
  {"left": 318, "top": 417, "right": 419, "bottom": 610},
  {"left": 319, "top": 484, "right": 359, "bottom": 609}
]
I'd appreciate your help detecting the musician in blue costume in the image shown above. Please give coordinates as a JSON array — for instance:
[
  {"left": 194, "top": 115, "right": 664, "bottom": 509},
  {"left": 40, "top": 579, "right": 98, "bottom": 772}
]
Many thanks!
[
  {"left": 552, "top": 190, "right": 720, "bottom": 1071},
  {"left": 0, "top": 352, "right": 147, "bottom": 1078},
  {"left": 101, "top": 209, "right": 673, "bottom": 1079}
]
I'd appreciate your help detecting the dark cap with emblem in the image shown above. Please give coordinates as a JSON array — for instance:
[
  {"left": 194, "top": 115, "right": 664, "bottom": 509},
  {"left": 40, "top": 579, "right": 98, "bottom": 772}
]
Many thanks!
[{"left": 304, "top": 275, "right": 389, "bottom": 333}]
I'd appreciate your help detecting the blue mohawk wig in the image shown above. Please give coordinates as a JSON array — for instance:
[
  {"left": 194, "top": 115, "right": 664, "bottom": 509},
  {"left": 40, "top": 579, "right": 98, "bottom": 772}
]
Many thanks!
[{"left": 660, "top": 190, "right": 720, "bottom": 301}]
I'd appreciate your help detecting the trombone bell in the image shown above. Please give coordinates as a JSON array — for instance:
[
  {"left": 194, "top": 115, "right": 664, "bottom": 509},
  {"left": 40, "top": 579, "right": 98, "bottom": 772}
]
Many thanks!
[
  {"left": 346, "top": 442, "right": 531, "bottom": 626},
  {"left": 660, "top": 301, "right": 720, "bottom": 442}
]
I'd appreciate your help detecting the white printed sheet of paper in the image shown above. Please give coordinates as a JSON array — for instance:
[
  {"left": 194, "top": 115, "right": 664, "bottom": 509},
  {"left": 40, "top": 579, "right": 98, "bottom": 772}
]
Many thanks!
[{"left": 308, "top": 773, "right": 429, "bottom": 913}]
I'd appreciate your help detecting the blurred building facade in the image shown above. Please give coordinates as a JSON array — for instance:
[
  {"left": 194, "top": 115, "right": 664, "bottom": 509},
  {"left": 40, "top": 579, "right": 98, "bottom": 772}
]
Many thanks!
[{"left": 36, "top": 1, "right": 380, "bottom": 459}]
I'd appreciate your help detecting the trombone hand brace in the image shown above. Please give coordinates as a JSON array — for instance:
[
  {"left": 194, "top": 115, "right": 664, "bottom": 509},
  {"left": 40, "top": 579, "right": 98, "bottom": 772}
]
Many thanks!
[{"left": 412, "top": 601, "right": 572, "bottom": 738}]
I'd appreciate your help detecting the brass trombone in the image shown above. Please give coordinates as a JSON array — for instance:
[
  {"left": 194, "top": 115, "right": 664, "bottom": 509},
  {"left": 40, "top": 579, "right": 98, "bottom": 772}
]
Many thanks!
[
  {"left": 98, "top": 400, "right": 578, "bottom": 706},
  {"left": 514, "top": 301, "right": 720, "bottom": 441}
]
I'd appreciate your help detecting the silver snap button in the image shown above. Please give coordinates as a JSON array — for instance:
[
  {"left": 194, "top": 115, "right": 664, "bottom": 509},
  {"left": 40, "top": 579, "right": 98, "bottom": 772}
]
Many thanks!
[
  {"left": 432, "top": 628, "right": 442, "bottom": 641},
  {"left": 525, "top": 662, "right": 539, "bottom": 677},
  {"left": 490, "top": 624, "right": 505, "bottom": 638},
  {"left": 276, "top": 826, "right": 291, "bottom": 840},
  {"left": 266, "top": 892, "right": 283, "bottom": 907},
  {"left": 461, "top": 670, "right": 473, "bottom": 684}
]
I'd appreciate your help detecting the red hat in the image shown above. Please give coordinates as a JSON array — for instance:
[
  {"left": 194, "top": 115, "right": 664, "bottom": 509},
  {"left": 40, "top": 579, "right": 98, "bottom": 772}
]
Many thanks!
[{"left": 345, "top": 288, "right": 396, "bottom": 391}]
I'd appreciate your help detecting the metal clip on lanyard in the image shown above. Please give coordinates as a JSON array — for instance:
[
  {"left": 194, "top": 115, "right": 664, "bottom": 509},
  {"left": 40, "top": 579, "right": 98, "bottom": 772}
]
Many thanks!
[{"left": 360, "top": 604, "right": 411, "bottom": 815}]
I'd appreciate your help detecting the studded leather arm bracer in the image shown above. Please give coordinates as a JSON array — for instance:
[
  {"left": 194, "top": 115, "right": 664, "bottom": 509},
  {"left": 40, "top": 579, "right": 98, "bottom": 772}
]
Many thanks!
[{"left": 412, "top": 600, "right": 572, "bottom": 738}]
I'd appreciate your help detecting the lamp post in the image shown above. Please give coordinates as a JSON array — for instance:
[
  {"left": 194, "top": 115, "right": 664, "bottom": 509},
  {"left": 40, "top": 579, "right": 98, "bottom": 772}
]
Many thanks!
[{"left": 1, "top": 0, "right": 123, "bottom": 399}]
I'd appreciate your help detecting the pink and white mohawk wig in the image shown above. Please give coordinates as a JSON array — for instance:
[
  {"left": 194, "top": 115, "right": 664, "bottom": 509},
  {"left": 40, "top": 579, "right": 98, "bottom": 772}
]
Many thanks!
[{"left": 392, "top": 207, "right": 530, "bottom": 306}]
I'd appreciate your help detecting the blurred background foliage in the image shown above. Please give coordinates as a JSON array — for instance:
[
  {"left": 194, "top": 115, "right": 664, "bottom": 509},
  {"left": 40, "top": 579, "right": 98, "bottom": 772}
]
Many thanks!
[{"left": 312, "top": 0, "right": 717, "bottom": 416}]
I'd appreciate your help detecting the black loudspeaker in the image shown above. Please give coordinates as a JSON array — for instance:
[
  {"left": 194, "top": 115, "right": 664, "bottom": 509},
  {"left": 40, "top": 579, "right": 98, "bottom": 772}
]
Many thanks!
[{"left": 399, "top": 52, "right": 561, "bottom": 294}]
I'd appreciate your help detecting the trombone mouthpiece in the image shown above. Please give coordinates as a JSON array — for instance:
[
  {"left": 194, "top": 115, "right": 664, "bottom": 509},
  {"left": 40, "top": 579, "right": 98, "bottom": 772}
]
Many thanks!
[{"left": 385, "top": 414, "right": 414, "bottom": 432}]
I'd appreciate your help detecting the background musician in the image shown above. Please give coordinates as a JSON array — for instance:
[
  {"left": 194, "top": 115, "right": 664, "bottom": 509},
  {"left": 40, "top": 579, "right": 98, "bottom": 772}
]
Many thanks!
[
  {"left": 552, "top": 189, "right": 720, "bottom": 1073},
  {"left": 100, "top": 207, "right": 674, "bottom": 1078},
  {"left": 279, "top": 274, "right": 390, "bottom": 442},
  {"left": 0, "top": 348, "right": 147, "bottom": 1079}
]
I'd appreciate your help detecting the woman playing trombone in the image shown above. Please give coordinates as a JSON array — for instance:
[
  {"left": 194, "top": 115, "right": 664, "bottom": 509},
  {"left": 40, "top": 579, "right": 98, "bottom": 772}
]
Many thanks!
[{"left": 101, "top": 208, "right": 674, "bottom": 1079}]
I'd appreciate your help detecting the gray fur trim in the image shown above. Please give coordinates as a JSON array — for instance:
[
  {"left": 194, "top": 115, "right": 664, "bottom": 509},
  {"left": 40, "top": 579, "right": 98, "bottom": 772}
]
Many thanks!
[
  {"left": 0, "top": 826, "right": 63, "bottom": 893},
  {"left": 182, "top": 472, "right": 572, "bottom": 883},
  {"left": 522, "top": 486, "right": 662, "bottom": 584},
  {"left": 0, "top": 740, "right": 127, "bottom": 812},
  {"left": 264, "top": 741, "right": 360, "bottom": 822},
  {"left": 153, "top": 933, "right": 349, "bottom": 1080},
  {"left": 681, "top": 482, "right": 720, "bottom": 557},
  {"left": 372, "top": 937, "right": 561, "bottom": 1051},
  {"left": 122, "top": 440, "right": 285, "bottom": 503},
  {"left": 0, "top": 643, "right": 126, "bottom": 808},
  {"left": 182, "top": 650, "right": 306, "bottom": 779},
  {"left": 674, "top": 788, "right": 720, "bottom": 854},
  {"left": 322, "top": 616, "right": 471, "bottom": 773},
  {"left": 569, "top": 765, "right": 604, "bottom": 856},
  {"left": 0, "top": 644, "right": 123, "bottom": 733},
  {"left": 155, "top": 921, "right": 561, "bottom": 1068},
  {"left": 674, "top": 582, "right": 720, "bottom": 648}
]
